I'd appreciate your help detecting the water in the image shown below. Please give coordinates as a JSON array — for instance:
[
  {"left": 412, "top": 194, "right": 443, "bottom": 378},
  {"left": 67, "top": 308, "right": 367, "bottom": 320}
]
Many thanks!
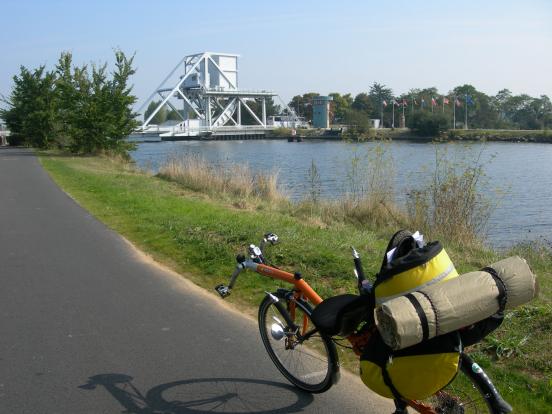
[{"left": 131, "top": 140, "right": 552, "bottom": 249}]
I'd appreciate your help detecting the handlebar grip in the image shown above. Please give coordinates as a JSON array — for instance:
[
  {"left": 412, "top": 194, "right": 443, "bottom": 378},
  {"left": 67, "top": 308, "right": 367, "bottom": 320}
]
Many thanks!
[{"left": 352, "top": 247, "right": 372, "bottom": 295}]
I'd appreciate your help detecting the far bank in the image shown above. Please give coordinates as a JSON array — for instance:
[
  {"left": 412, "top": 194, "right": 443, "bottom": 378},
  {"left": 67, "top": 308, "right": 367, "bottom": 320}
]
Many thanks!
[{"left": 268, "top": 128, "right": 552, "bottom": 143}]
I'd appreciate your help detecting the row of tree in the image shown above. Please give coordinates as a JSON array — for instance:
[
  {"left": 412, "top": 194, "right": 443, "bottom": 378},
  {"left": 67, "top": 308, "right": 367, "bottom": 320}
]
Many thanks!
[
  {"left": 1, "top": 51, "right": 138, "bottom": 153},
  {"left": 289, "top": 84, "right": 552, "bottom": 130}
]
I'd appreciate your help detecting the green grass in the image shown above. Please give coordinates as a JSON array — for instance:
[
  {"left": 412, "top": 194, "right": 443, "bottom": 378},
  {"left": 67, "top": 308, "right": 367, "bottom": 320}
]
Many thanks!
[{"left": 39, "top": 153, "right": 552, "bottom": 413}]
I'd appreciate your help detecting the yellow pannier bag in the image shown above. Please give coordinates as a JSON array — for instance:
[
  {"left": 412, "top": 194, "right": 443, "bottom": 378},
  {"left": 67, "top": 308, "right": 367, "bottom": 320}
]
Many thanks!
[
  {"left": 361, "top": 231, "right": 460, "bottom": 400},
  {"left": 360, "top": 331, "right": 460, "bottom": 400},
  {"left": 374, "top": 240, "right": 458, "bottom": 305}
]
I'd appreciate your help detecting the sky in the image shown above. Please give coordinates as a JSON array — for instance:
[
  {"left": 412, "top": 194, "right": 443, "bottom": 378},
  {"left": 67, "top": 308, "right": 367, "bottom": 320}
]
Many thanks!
[{"left": 1, "top": 0, "right": 551, "bottom": 112}]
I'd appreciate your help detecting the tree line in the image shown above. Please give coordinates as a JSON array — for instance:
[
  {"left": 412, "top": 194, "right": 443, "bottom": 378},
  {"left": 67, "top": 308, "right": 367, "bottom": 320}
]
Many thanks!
[
  {"left": 1, "top": 50, "right": 138, "bottom": 154},
  {"left": 289, "top": 83, "right": 552, "bottom": 132}
]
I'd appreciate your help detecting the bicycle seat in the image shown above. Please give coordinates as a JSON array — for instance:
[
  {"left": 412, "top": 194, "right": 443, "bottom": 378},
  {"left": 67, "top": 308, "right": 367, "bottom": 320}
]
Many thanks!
[{"left": 311, "top": 294, "right": 373, "bottom": 336}]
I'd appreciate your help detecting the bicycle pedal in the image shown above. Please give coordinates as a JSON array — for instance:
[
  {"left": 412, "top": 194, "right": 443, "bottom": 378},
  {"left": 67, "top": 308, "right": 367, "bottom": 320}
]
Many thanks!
[{"left": 215, "top": 284, "right": 231, "bottom": 298}]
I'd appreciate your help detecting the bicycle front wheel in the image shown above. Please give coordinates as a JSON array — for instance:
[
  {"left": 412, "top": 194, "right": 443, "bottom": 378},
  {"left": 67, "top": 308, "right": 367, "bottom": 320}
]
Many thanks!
[{"left": 258, "top": 294, "right": 339, "bottom": 393}]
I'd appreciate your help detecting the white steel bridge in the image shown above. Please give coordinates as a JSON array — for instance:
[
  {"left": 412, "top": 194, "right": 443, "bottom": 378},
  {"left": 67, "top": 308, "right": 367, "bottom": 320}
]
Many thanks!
[{"left": 136, "top": 52, "right": 298, "bottom": 139}]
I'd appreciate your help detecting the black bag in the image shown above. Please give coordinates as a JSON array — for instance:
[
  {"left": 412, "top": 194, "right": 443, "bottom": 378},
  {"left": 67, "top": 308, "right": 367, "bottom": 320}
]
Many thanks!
[{"left": 459, "top": 313, "right": 504, "bottom": 347}]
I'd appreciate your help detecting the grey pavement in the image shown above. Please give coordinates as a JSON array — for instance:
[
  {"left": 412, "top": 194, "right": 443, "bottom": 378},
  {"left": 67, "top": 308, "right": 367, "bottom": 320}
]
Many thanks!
[{"left": 0, "top": 147, "right": 392, "bottom": 414}]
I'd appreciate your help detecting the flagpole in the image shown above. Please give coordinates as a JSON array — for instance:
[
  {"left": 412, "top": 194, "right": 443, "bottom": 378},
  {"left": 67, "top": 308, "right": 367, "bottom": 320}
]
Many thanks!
[
  {"left": 464, "top": 94, "right": 468, "bottom": 130},
  {"left": 392, "top": 100, "right": 395, "bottom": 128},
  {"left": 411, "top": 95, "right": 414, "bottom": 117},
  {"left": 442, "top": 97, "right": 445, "bottom": 113},
  {"left": 402, "top": 101, "right": 405, "bottom": 128},
  {"left": 453, "top": 95, "right": 456, "bottom": 129},
  {"left": 431, "top": 98, "right": 434, "bottom": 113}
]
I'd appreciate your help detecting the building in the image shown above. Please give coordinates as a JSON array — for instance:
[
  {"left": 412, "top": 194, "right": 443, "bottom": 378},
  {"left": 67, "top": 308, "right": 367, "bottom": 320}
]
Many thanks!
[
  {"left": 312, "top": 96, "right": 333, "bottom": 129},
  {"left": 267, "top": 115, "right": 308, "bottom": 128}
]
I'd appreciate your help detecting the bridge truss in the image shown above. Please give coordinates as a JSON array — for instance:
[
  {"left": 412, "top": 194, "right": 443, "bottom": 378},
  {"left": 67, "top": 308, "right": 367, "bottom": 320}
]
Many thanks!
[{"left": 137, "top": 52, "right": 294, "bottom": 138}]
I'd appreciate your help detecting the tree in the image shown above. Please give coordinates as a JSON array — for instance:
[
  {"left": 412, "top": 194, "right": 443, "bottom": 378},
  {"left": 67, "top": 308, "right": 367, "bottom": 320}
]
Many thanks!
[
  {"left": 409, "top": 111, "right": 449, "bottom": 136},
  {"left": 352, "top": 92, "right": 372, "bottom": 115},
  {"left": 342, "top": 108, "right": 371, "bottom": 139},
  {"left": 329, "top": 92, "right": 353, "bottom": 123},
  {"left": 144, "top": 100, "right": 167, "bottom": 124},
  {"left": 450, "top": 84, "right": 502, "bottom": 129},
  {"left": 56, "top": 50, "right": 137, "bottom": 153},
  {"left": 536, "top": 95, "right": 552, "bottom": 129},
  {"left": 493, "top": 89, "right": 512, "bottom": 124},
  {"left": 1, "top": 65, "right": 57, "bottom": 148},
  {"left": 289, "top": 92, "right": 319, "bottom": 122},
  {"left": 368, "top": 83, "right": 393, "bottom": 125},
  {"left": 54, "top": 52, "right": 76, "bottom": 147},
  {"left": 165, "top": 108, "right": 183, "bottom": 121},
  {"left": 106, "top": 50, "right": 139, "bottom": 150}
]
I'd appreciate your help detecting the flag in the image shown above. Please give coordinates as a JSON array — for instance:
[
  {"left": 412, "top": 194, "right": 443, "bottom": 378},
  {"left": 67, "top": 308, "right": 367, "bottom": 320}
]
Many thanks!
[
  {"left": 443, "top": 97, "right": 450, "bottom": 105},
  {"left": 421, "top": 98, "right": 426, "bottom": 108},
  {"left": 382, "top": 100, "right": 388, "bottom": 107},
  {"left": 393, "top": 99, "right": 400, "bottom": 106},
  {"left": 414, "top": 99, "right": 418, "bottom": 106},
  {"left": 455, "top": 98, "right": 462, "bottom": 107},
  {"left": 466, "top": 95, "right": 475, "bottom": 105},
  {"left": 402, "top": 99, "right": 407, "bottom": 106},
  {"left": 431, "top": 97, "right": 437, "bottom": 106}
]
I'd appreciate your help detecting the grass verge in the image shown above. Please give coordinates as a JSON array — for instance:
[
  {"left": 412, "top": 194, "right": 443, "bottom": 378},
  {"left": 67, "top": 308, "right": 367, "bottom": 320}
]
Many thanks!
[{"left": 39, "top": 153, "right": 551, "bottom": 413}]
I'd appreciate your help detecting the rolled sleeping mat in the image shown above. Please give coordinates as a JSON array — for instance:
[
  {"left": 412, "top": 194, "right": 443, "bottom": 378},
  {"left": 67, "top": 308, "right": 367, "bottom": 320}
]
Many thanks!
[{"left": 375, "top": 256, "right": 538, "bottom": 350}]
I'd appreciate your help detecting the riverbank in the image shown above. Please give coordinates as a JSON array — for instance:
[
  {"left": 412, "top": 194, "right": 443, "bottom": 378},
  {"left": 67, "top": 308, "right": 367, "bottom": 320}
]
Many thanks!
[
  {"left": 40, "top": 153, "right": 551, "bottom": 413},
  {"left": 364, "top": 128, "right": 552, "bottom": 143},
  {"left": 268, "top": 128, "right": 552, "bottom": 143}
]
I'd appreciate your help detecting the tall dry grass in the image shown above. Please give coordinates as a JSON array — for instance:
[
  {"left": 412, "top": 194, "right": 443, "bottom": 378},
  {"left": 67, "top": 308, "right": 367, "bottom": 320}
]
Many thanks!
[
  {"left": 297, "top": 143, "right": 405, "bottom": 230},
  {"left": 406, "top": 144, "right": 495, "bottom": 245},
  {"left": 158, "top": 154, "right": 284, "bottom": 202},
  {"left": 156, "top": 143, "right": 496, "bottom": 246}
]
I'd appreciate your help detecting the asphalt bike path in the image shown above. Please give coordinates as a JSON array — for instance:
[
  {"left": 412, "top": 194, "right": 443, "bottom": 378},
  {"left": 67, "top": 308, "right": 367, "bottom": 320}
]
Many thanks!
[{"left": 0, "top": 148, "right": 392, "bottom": 413}]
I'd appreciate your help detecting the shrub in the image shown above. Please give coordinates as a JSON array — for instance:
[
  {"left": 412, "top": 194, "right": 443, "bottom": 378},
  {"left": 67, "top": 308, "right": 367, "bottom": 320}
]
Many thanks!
[
  {"left": 342, "top": 109, "right": 371, "bottom": 140},
  {"left": 406, "top": 144, "right": 495, "bottom": 244},
  {"left": 409, "top": 111, "right": 449, "bottom": 136}
]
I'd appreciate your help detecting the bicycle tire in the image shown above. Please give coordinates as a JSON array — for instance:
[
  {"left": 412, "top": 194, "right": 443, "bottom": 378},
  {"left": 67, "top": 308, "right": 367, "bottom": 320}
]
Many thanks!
[
  {"left": 258, "top": 294, "right": 339, "bottom": 393},
  {"left": 414, "top": 354, "right": 510, "bottom": 414}
]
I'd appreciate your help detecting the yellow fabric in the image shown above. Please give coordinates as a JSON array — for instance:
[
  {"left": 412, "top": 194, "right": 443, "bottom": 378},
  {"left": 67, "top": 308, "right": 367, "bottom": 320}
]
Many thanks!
[
  {"left": 360, "top": 360, "right": 394, "bottom": 399},
  {"left": 360, "top": 353, "right": 460, "bottom": 400},
  {"left": 387, "top": 353, "right": 460, "bottom": 400},
  {"left": 375, "top": 249, "right": 458, "bottom": 300},
  {"left": 362, "top": 245, "right": 460, "bottom": 401}
]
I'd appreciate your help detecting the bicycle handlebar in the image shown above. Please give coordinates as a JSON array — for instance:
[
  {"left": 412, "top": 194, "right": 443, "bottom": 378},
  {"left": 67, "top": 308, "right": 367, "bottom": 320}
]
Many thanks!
[{"left": 216, "top": 233, "right": 371, "bottom": 299}]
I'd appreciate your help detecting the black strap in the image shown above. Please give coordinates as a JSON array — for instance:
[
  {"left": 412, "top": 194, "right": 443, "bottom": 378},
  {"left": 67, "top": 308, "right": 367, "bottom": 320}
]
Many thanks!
[
  {"left": 419, "top": 290, "right": 439, "bottom": 335},
  {"left": 482, "top": 266, "right": 508, "bottom": 313},
  {"left": 406, "top": 293, "right": 429, "bottom": 342},
  {"left": 382, "top": 363, "right": 404, "bottom": 401}
]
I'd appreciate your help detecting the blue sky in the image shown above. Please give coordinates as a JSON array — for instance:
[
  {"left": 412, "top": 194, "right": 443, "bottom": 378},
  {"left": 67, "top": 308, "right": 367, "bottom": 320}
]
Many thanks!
[{"left": 1, "top": 0, "right": 551, "bottom": 110}]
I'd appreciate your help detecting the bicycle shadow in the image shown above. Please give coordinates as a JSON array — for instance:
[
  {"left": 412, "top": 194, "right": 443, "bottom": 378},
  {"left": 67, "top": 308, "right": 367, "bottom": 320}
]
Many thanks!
[{"left": 79, "top": 374, "right": 314, "bottom": 413}]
